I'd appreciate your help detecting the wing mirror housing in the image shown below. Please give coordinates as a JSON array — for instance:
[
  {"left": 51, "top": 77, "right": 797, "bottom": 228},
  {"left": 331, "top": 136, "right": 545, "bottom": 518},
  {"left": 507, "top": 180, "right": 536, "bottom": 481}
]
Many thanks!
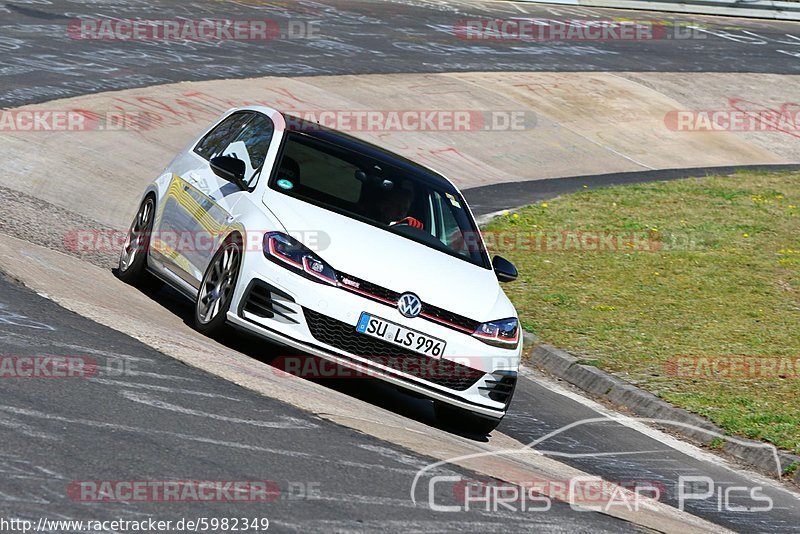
[
  {"left": 210, "top": 156, "right": 247, "bottom": 190},
  {"left": 492, "top": 255, "right": 518, "bottom": 283}
]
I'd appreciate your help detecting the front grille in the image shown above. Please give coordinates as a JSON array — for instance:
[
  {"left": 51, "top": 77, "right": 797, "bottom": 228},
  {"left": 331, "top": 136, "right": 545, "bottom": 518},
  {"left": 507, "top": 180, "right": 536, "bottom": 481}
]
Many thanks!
[
  {"left": 336, "top": 273, "right": 399, "bottom": 303},
  {"left": 336, "top": 271, "right": 479, "bottom": 333},
  {"left": 303, "top": 308, "right": 485, "bottom": 391},
  {"left": 421, "top": 304, "right": 480, "bottom": 332}
]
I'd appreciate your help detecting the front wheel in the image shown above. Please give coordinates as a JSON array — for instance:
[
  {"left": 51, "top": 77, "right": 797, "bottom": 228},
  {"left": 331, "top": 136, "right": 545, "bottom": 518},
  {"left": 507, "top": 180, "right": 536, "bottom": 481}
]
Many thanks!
[
  {"left": 118, "top": 195, "right": 161, "bottom": 290},
  {"left": 194, "top": 237, "right": 242, "bottom": 337},
  {"left": 433, "top": 401, "right": 502, "bottom": 436}
]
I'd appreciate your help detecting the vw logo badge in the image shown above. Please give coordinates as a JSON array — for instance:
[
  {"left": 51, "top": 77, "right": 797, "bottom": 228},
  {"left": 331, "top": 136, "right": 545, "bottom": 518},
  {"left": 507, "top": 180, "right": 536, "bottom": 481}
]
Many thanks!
[{"left": 397, "top": 293, "right": 422, "bottom": 318}]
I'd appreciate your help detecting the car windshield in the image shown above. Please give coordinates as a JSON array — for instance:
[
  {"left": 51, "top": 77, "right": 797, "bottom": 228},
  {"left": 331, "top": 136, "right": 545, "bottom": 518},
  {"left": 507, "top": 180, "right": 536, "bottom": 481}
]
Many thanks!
[{"left": 269, "top": 130, "right": 489, "bottom": 268}]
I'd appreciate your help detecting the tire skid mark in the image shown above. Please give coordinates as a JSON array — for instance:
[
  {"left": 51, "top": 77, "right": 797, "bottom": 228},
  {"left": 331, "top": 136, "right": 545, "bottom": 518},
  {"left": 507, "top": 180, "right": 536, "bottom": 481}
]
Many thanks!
[
  {"left": 0, "top": 330, "right": 157, "bottom": 365},
  {"left": 0, "top": 412, "right": 61, "bottom": 441},
  {"left": 268, "top": 518, "right": 583, "bottom": 533},
  {"left": 0, "top": 302, "right": 55, "bottom": 331},
  {"left": 0, "top": 404, "right": 316, "bottom": 458},
  {"left": 89, "top": 377, "right": 244, "bottom": 401},
  {"left": 306, "top": 491, "right": 543, "bottom": 521},
  {"left": 111, "top": 369, "right": 198, "bottom": 382},
  {"left": 118, "top": 389, "right": 318, "bottom": 429}
]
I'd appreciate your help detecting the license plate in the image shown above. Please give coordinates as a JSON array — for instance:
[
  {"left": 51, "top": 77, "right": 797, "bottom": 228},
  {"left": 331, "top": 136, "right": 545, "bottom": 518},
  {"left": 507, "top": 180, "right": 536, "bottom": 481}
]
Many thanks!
[{"left": 356, "top": 313, "right": 446, "bottom": 358}]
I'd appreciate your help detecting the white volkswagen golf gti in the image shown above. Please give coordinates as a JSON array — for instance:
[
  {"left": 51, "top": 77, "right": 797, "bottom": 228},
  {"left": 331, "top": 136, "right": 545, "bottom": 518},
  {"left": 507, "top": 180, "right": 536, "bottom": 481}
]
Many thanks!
[{"left": 118, "top": 106, "right": 521, "bottom": 433}]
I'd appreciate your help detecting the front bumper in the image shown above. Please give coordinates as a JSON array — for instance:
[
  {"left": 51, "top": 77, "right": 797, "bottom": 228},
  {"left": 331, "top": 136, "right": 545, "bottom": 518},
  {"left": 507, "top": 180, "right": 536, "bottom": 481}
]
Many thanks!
[{"left": 227, "top": 255, "right": 521, "bottom": 420}]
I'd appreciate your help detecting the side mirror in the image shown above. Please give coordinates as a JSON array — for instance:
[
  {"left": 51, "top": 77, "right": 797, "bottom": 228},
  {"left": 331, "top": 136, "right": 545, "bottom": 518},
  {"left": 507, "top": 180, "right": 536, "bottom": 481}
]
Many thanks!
[
  {"left": 210, "top": 156, "right": 247, "bottom": 190},
  {"left": 492, "top": 255, "right": 518, "bottom": 283}
]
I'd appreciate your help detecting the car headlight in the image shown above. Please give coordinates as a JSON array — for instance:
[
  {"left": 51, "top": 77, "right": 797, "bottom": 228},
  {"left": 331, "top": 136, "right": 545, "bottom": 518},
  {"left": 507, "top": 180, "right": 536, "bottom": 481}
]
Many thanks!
[
  {"left": 472, "top": 318, "right": 519, "bottom": 347},
  {"left": 264, "top": 232, "right": 337, "bottom": 285}
]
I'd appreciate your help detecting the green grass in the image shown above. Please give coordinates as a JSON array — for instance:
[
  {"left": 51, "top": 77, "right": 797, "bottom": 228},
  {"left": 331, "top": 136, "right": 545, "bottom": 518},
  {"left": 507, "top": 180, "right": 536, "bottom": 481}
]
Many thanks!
[
  {"left": 785, "top": 462, "right": 800, "bottom": 477},
  {"left": 485, "top": 172, "right": 800, "bottom": 454}
]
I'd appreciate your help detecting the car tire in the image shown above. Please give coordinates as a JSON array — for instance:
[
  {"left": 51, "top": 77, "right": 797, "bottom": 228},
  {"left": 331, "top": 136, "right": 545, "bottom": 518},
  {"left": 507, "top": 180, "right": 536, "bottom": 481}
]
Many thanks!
[
  {"left": 117, "top": 195, "right": 162, "bottom": 291},
  {"left": 433, "top": 401, "right": 502, "bottom": 435},
  {"left": 194, "top": 235, "right": 243, "bottom": 337}
]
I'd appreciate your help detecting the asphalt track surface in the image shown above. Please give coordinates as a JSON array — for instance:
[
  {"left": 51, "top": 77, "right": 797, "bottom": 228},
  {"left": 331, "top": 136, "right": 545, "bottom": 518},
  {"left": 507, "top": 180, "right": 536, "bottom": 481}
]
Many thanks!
[
  {"left": 2, "top": 0, "right": 800, "bottom": 532},
  {"left": 0, "top": 273, "right": 646, "bottom": 532},
  {"left": 2, "top": 271, "right": 799, "bottom": 531},
  {"left": 2, "top": 0, "right": 800, "bottom": 107}
]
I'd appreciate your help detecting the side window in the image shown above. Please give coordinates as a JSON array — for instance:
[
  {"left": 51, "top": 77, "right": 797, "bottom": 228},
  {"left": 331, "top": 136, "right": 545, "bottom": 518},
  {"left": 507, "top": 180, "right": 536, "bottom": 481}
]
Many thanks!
[
  {"left": 432, "top": 191, "right": 468, "bottom": 255},
  {"left": 222, "top": 113, "right": 275, "bottom": 181},
  {"left": 440, "top": 196, "right": 462, "bottom": 237},
  {"left": 193, "top": 112, "right": 253, "bottom": 160}
]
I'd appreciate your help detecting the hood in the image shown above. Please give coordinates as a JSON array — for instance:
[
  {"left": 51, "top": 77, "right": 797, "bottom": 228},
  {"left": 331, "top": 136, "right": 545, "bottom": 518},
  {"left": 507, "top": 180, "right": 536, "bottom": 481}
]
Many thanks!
[{"left": 264, "top": 193, "right": 509, "bottom": 322}]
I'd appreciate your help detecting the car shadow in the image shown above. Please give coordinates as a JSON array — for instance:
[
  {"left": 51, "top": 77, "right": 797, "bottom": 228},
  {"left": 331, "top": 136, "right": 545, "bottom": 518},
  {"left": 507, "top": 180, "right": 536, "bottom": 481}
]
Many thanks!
[{"left": 116, "top": 272, "right": 491, "bottom": 442}]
